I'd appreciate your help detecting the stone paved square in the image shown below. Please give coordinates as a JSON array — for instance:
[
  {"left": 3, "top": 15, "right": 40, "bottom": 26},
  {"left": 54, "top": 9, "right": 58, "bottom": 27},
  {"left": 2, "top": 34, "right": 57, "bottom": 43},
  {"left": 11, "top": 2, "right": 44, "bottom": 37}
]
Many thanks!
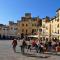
[{"left": 0, "top": 40, "right": 60, "bottom": 60}]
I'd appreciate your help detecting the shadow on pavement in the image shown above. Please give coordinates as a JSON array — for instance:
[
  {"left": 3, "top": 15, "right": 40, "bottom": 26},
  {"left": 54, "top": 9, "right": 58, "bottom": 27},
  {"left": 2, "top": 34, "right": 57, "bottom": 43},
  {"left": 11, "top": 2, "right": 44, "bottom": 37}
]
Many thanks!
[
  {"left": 44, "top": 52, "right": 60, "bottom": 56},
  {"left": 23, "top": 53, "right": 50, "bottom": 58},
  {"left": 16, "top": 52, "right": 21, "bottom": 53},
  {"left": 16, "top": 51, "right": 60, "bottom": 56}
]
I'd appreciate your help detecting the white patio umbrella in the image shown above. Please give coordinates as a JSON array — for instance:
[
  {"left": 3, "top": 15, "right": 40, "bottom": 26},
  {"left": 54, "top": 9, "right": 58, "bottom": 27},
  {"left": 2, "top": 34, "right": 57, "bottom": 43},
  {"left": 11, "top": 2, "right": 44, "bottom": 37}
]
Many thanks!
[
  {"left": 28, "top": 35, "right": 38, "bottom": 38},
  {"left": 52, "top": 33, "right": 60, "bottom": 36}
]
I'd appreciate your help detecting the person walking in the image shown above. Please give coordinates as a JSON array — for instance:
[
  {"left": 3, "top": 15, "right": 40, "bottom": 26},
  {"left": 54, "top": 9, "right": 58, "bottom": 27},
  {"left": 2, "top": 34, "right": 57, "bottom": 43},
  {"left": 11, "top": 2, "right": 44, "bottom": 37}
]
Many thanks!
[
  {"left": 21, "top": 40, "right": 27, "bottom": 54},
  {"left": 12, "top": 39, "right": 17, "bottom": 52}
]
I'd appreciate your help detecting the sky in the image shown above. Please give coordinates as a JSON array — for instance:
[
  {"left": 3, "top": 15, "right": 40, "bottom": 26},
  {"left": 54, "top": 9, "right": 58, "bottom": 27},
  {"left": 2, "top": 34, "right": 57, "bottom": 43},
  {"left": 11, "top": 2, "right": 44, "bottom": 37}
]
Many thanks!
[{"left": 0, "top": 0, "right": 60, "bottom": 25}]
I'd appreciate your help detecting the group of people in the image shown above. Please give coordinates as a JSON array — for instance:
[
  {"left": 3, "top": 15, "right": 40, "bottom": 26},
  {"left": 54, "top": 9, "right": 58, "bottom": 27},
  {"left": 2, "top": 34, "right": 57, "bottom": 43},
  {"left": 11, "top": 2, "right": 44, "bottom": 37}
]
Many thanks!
[
  {"left": 12, "top": 38, "right": 60, "bottom": 53},
  {"left": 12, "top": 39, "right": 27, "bottom": 53}
]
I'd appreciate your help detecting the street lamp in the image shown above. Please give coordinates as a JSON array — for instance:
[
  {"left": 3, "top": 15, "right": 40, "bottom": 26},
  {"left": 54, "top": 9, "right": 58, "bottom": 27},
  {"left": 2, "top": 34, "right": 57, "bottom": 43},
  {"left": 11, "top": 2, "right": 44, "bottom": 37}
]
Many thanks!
[
  {"left": 17, "top": 33, "right": 20, "bottom": 39},
  {"left": 36, "top": 17, "right": 40, "bottom": 39}
]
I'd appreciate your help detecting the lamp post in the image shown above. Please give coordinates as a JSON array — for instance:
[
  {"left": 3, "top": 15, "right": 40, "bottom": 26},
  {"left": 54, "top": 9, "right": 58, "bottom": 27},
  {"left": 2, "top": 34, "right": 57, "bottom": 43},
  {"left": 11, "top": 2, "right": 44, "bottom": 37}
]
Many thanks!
[
  {"left": 3, "top": 28, "right": 6, "bottom": 39},
  {"left": 17, "top": 33, "right": 20, "bottom": 40},
  {"left": 42, "top": 28, "right": 44, "bottom": 41},
  {"left": 36, "top": 17, "right": 40, "bottom": 39},
  {"left": 49, "top": 23, "right": 51, "bottom": 41}
]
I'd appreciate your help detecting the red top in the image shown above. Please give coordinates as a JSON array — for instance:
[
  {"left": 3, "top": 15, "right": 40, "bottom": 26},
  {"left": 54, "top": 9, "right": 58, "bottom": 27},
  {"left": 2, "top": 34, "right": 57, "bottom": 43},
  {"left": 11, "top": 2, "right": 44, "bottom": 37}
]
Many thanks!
[
  {"left": 57, "top": 46, "right": 60, "bottom": 52},
  {"left": 32, "top": 41, "right": 36, "bottom": 47},
  {"left": 12, "top": 40, "right": 17, "bottom": 46}
]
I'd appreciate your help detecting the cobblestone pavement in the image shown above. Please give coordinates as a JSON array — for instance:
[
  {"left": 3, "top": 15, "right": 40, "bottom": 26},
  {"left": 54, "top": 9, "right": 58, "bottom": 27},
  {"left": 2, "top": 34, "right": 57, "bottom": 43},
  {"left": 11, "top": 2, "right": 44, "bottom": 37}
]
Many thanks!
[{"left": 0, "top": 40, "right": 60, "bottom": 60}]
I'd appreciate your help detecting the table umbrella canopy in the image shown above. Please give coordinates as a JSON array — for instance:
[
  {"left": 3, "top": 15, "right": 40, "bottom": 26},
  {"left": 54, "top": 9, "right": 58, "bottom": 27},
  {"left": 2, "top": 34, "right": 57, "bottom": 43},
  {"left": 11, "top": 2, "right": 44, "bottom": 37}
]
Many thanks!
[
  {"left": 28, "top": 35, "right": 38, "bottom": 38},
  {"left": 52, "top": 33, "right": 60, "bottom": 36}
]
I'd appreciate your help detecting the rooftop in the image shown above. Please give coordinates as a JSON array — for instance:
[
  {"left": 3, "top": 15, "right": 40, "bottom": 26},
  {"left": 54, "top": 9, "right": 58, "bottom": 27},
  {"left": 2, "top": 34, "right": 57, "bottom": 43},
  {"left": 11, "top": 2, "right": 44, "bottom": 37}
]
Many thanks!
[{"left": 56, "top": 8, "right": 60, "bottom": 12}]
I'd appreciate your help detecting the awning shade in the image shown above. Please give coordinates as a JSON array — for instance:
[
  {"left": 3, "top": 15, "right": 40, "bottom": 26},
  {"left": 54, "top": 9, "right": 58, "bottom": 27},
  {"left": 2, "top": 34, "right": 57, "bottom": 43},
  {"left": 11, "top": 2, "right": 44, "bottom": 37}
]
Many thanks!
[{"left": 28, "top": 35, "right": 38, "bottom": 38}]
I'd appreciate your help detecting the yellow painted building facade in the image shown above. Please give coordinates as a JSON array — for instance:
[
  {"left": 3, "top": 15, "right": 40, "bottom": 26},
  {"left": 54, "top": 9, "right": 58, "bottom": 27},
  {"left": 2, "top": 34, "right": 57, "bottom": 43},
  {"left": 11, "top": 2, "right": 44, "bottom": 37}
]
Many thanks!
[
  {"left": 0, "top": 8, "right": 60, "bottom": 40},
  {"left": 42, "top": 8, "right": 60, "bottom": 40},
  {"left": 50, "top": 9, "right": 60, "bottom": 40},
  {"left": 42, "top": 17, "right": 51, "bottom": 40},
  {"left": 17, "top": 13, "right": 42, "bottom": 38}
]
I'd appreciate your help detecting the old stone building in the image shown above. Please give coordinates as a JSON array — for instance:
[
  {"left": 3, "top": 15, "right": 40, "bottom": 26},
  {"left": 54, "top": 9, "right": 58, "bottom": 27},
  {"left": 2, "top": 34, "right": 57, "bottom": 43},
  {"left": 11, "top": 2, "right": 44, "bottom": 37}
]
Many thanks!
[{"left": 17, "top": 13, "right": 42, "bottom": 38}]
